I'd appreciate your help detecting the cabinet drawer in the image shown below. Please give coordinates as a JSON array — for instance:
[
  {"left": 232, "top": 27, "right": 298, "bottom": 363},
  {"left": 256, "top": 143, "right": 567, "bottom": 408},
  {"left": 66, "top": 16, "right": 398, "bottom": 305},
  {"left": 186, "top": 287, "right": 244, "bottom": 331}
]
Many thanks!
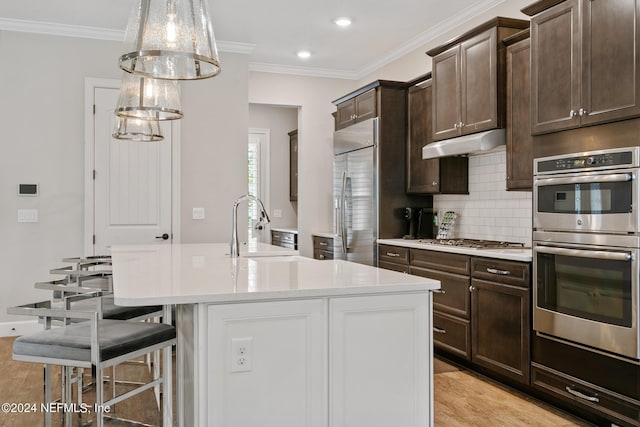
[
  {"left": 433, "top": 311, "right": 470, "bottom": 360},
  {"left": 313, "top": 236, "right": 334, "bottom": 251},
  {"left": 410, "top": 249, "right": 470, "bottom": 275},
  {"left": 410, "top": 266, "right": 470, "bottom": 319},
  {"left": 314, "top": 250, "right": 334, "bottom": 261},
  {"left": 378, "top": 261, "right": 409, "bottom": 274},
  {"left": 471, "top": 257, "right": 530, "bottom": 288},
  {"left": 378, "top": 245, "right": 409, "bottom": 265},
  {"left": 272, "top": 231, "right": 296, "bottom": 244},
  {"left": 531, "top": 363, "right": 640, "bottom": 426}
]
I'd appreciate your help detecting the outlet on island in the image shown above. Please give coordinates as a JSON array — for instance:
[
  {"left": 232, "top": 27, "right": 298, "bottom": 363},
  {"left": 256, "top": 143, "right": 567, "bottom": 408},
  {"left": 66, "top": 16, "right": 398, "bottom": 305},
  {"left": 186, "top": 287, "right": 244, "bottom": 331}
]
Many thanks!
[{"left": 231, "top": 336, "right": 253, "bottom": 373}]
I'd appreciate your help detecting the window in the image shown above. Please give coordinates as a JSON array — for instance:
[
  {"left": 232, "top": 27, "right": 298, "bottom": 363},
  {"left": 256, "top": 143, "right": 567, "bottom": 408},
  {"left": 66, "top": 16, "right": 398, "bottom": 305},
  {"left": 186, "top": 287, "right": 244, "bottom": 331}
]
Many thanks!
[{"left": 248, "top": 130, "right": 270, "bottom": 243}]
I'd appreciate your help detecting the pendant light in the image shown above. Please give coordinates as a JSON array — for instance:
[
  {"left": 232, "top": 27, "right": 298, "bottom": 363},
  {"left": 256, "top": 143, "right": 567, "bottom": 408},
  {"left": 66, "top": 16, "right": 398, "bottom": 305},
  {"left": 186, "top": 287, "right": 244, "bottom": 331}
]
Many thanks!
[
  {"left": 119, "top": 0, "right": 221, "bottom": 80},
  {"left": 115, "top": 72, "right": 183, "bottom": 121},
  {"left": 112, "top": 116, "right": 164, "bottom": 142}
]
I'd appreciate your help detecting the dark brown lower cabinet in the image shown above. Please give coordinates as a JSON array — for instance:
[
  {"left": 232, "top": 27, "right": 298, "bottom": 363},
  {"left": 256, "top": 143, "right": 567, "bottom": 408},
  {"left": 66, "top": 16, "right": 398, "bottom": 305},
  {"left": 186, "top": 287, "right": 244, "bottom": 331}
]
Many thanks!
[
  {"left": 531, "top": 363, "right": 640, "bottom": 427},
  {"left": 532, "top": 334, "right": 640, "bottom": 427},
  {"left": 312, "top": 235, "right": 334, "bottom": 260},
  {"left": 378, "top": 246, "right": 531, "bottom": 377}
]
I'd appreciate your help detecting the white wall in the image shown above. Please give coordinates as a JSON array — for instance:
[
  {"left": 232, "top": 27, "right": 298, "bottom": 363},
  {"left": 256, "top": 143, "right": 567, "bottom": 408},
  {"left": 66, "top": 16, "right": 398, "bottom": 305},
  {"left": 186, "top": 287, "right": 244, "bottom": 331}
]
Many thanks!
[
  {"left": 248, "top": 104, "right": 298, "bottom": 230},
  {"left": 0, "top": 30, "right": 249, "bottom": 325},
  {"left": 0, "top": 31, "right": 123, "bottom": 328},
  {"left": 179, "top": 52, "right": 249, "bottom": 243},
  {"left": 248, "top": 72, "right": 354, "bottom": 257}
]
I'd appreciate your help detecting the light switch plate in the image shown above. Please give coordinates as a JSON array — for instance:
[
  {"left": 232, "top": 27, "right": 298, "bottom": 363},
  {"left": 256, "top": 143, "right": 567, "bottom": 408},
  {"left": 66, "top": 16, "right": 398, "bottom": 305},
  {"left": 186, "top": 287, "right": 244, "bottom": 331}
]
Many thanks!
[
  {"left": 18, "top": 209, "right": 38, "bottom": 223},
  {"left": 192, "top": 207, "right": 205, "bottom": 220}
]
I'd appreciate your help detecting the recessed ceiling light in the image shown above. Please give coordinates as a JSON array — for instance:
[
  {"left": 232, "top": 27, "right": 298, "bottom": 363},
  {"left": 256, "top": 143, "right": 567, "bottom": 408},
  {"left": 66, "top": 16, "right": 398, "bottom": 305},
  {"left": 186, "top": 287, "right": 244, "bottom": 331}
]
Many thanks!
[
  {"left": 297, "top": 50, "right": 311, "bottom": 59},
  {"left": 334, "top": 17, "right": 352, "bottom": 27}
]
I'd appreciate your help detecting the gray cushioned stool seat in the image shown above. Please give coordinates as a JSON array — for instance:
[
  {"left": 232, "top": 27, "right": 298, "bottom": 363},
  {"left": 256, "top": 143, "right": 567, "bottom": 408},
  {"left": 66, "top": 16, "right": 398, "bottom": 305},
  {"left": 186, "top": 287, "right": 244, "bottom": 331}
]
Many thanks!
[{"left": 13, "top": 319, "right": 175, "bottom": 362}]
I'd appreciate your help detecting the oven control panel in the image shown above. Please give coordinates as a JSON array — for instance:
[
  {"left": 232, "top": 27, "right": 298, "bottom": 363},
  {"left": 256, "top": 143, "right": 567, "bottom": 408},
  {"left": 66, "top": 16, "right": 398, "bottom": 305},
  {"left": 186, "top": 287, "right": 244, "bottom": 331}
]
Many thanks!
[{"left": 536, "top": 148, "right": 637, "bottom": 174}]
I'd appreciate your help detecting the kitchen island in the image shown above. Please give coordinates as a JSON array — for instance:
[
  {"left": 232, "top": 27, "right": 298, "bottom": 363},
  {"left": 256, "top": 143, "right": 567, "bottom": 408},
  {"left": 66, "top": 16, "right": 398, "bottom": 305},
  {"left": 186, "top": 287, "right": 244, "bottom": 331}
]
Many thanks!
[{"left": 110, "top": 243, "right": 440, "bottom": 427}]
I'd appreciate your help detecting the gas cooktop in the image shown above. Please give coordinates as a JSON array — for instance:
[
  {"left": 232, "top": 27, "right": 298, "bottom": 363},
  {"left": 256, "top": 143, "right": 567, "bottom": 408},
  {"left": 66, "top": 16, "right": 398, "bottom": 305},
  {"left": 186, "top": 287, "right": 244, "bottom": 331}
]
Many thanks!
[{"left": 416, "top": 239, "right": 526, "bottom": 249}]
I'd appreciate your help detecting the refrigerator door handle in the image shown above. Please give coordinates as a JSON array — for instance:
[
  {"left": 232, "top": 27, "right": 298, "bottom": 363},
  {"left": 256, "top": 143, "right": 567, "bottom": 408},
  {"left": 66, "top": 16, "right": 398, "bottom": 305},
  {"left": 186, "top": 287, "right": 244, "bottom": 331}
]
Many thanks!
[{"left": 341, "top": 171, "right": 348, "bottom": 252}]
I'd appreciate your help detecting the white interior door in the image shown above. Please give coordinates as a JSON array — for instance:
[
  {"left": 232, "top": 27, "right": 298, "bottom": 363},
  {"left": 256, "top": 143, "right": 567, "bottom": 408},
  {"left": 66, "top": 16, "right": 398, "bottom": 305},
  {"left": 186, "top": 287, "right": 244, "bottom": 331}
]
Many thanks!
[{"left": 93, "top": 87, "right": 173, "bottom": 255}]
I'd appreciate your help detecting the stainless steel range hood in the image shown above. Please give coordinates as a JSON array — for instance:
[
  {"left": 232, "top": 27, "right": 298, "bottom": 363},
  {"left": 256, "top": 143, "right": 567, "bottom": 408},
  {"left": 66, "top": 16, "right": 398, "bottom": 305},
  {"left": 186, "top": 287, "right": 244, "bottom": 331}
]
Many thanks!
[{"left": 422, "top": 129, "right": 506, "bottom": 159}]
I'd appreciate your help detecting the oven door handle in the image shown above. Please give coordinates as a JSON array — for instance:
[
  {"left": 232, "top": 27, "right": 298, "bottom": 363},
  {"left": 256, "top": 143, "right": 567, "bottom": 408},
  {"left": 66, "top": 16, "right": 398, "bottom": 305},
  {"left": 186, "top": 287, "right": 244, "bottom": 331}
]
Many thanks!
[
  {"left": 536, "top": 245, "right": 633, "bottom": 262},
  {"left": 535, "top": 173, "right": 633, "bottom": 186}
]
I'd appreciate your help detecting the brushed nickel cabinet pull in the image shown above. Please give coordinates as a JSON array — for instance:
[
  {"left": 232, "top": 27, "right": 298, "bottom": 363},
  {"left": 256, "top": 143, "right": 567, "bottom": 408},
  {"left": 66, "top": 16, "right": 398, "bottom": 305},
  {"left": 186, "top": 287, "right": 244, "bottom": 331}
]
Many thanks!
[
  {"left": 386, "top": 252, "right": 401, "bottom": 257},
  {"left": 319, "top": 242, "right": 328, "bottom": 246},
  {"left": 566, "top": 386, "right": 599, "bottom": 403},
  {"left": 432, "top": 289, "right": 446, "bottom": 294},
  {"left": 433, "top": 326, "right": 447, "bottom": 334},
  {"left": 486, "top": 268, "right": 510, "bottom": 275},
  {"left": 469, "top": 285, "right": 476, "bottom": 292}
]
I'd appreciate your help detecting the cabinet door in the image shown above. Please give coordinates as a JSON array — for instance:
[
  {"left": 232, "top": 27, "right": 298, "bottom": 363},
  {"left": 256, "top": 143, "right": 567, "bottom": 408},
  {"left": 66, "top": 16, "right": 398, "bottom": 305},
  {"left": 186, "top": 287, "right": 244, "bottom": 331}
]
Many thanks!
[
  {"left": 581, "top": 0, "right": 640, "bottom": 126},
  {"left": 460, "top": 28, "right": 497, "bottom": 134},
  {"left": 407, "top": 80, "right": 440, "bottom": 193},
  {"left": 354, "top": 89, "right": 377, "bottom": 123},
  {"left": 471, "top": 278, "right": 530, "bottom": 385},
  {"left": 432, "top": 46, "right": 462, "bottom": 141},
  {"left": 207, "top": 299, "right": 327, "bottom": 427},
  {"left": 289, "top": 131, "right": 298, "bottom": 201},
  {"left": 335, "top": 99, "right": 356, "bottom": 130},
  {"left": 330, "top": 293, "right": 431, "bottom": 427},
  {"left": 506, "top": 37, "right": 533, "bottom": 190},
  {"left": 531, "top": 0, "right": 581, "bottom": 135}
]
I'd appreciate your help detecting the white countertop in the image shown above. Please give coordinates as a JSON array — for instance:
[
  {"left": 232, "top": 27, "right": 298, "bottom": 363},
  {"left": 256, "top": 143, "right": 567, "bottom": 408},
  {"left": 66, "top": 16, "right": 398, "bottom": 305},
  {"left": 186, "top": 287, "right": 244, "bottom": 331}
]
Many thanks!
[
  {"left": 271, "top": 227, "right": 298, "bottom": 234},
  {"left": 378, "top": 239, "right": 532, "bottom": 262},
  {"left": 111, "top": 243, "right": 440, "bottom": 306}
]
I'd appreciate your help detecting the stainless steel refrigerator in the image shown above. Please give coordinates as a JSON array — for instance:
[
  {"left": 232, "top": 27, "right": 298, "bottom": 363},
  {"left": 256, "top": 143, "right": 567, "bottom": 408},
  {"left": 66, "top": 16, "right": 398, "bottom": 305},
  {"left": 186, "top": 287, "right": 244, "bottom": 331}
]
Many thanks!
[{"left": 334, "top": 117, "right": 378, "bottom": 266}]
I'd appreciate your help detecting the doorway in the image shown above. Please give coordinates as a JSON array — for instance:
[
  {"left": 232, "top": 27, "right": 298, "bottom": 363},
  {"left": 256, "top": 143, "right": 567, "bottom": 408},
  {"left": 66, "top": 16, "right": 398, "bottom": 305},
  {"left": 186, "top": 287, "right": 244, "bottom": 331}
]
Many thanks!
[
  {"left": 248, "top": 104, "right": 299, "bottom": 244},
  {"left": 84, "top": 78, "right": 181, "bottom": 255}
]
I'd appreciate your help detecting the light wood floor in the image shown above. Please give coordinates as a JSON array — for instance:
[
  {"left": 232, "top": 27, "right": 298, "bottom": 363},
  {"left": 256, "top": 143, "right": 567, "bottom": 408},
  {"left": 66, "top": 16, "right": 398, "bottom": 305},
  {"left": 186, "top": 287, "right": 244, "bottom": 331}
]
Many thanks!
[
  {"left": 433, "top": 358, "right": 593, "bottom": 426},
  {"left": 0, "top": 336, "right": 592, "bottom": 426}
]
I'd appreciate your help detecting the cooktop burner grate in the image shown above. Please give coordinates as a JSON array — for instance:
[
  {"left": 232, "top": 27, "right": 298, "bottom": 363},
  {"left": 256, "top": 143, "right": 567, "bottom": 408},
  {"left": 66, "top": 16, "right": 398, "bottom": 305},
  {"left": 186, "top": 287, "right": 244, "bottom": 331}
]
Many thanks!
[{"left": 416, "top": 239, "right": 526, "bottom": 249}]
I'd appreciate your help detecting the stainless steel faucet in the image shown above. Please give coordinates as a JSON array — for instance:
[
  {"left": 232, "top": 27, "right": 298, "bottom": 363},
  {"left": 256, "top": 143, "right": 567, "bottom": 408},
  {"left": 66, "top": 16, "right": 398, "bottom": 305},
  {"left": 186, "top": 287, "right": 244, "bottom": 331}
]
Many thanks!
[{"left": 230, "top": 194, "right": 271, "bottom": 257}]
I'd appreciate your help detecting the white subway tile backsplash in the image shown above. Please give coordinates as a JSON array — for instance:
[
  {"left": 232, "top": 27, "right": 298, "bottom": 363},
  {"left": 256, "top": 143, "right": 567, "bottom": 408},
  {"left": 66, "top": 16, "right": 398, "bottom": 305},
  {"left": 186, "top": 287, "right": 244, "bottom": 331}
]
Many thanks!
[{"left": 433, "top": 149, "right": 532, "bottom": 246}]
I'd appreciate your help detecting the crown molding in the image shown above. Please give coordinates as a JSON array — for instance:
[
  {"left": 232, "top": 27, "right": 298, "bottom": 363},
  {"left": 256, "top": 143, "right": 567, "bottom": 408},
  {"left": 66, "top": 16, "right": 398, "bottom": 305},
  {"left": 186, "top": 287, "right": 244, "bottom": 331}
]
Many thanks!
[
  {"left": 0, "top": 17, "right": 123, "bottom": 41},
  {"left": 0, "top": 17, "right": 255, "bottom": 54},
  {"left": 355, "top": 0, "right": 508, "bottom": 79},
  {"left": 249, "top": 62, "right": 358, "bottom": 80}
]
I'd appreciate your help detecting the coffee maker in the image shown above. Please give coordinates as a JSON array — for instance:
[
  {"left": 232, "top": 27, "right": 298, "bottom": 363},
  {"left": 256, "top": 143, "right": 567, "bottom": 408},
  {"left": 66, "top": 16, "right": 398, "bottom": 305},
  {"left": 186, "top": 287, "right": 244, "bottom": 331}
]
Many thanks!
[{"left": 403, "top": 207, "right": 435, "bottom": 239}]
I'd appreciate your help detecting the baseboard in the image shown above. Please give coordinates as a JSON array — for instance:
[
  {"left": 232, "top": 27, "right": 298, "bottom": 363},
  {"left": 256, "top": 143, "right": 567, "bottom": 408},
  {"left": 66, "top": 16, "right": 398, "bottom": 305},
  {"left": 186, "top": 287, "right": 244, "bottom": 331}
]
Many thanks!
[{"left": 0, "top": 320, "right": 40, "bottom": 337}]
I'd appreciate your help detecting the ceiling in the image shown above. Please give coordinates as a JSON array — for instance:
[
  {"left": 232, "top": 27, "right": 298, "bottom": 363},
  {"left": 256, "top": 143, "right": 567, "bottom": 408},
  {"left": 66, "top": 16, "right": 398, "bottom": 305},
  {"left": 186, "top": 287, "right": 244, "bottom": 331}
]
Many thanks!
[{"left": 0, "top": 0, "right": 507, "bottom": 79}]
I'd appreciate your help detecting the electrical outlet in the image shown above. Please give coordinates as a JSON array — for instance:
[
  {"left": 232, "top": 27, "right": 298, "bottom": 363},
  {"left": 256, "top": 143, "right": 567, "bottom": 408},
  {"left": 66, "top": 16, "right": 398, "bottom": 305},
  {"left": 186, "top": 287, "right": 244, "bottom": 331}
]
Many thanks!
[
  {"left": 231, "top": 337, "right": 252, "bottom": 373},
  {"left": 273, "top": 209, "right": 282, "bottom": 218}
]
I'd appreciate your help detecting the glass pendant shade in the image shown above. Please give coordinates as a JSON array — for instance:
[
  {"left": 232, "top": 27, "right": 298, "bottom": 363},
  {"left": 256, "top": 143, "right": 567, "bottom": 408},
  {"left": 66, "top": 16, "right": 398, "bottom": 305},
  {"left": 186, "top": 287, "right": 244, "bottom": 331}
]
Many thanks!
[
  {"left": 112, "top": 116, "right": 164, "bottom": 142},
  {"left": 119, "top": 0, "right": 221, "bottom": 80},
  {"left": 115, "top": 72, "right": 183, "bottom": 121}
]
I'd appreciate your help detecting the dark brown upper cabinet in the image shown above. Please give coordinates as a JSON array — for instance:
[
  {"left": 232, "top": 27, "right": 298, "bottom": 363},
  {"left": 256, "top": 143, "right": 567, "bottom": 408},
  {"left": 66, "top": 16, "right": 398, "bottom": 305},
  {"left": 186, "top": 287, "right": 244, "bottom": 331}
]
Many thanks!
[
  {"left": 406, "top": 75, "right": 468, "bottom": 194},
  {"left": 427, "top": 18, "right": 529, "bottom": 142},
  {"left": 334, "top": 89, "right": 377, "bottom": 130},
  {"left": 288, "top": 129, "right": 298, "bottom": 201},
  {"left": 504, "top": 30, "right": 533, "bottom": 191},
  {"left": 526, "top": 0, "right": 640, "bottom": 135}
]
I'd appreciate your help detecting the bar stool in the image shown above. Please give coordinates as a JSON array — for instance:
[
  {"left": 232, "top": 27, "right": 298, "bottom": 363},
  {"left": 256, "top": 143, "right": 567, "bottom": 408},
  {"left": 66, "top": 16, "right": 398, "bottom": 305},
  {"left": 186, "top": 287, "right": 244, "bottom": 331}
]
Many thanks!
[{"left": 9, "top": 298, "right": 175, "bottom": 427}]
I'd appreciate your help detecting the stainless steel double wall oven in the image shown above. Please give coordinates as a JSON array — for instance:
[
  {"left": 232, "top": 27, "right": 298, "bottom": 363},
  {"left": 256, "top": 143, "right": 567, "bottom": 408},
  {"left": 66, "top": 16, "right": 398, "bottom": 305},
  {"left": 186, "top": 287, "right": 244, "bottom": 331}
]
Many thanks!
[{"left": 533, "top": 147, "right": 640, "bottom": 361}]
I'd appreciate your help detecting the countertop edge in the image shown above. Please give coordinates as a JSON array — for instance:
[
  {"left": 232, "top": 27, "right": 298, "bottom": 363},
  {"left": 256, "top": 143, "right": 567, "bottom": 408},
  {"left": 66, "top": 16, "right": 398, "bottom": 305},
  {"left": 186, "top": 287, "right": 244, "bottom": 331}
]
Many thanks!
[
  {"left": 114, "top": 281, "right": 440, "bottom": 306},
  {"left": 377, "top": 239, "right": 533, "bottom": 262}
]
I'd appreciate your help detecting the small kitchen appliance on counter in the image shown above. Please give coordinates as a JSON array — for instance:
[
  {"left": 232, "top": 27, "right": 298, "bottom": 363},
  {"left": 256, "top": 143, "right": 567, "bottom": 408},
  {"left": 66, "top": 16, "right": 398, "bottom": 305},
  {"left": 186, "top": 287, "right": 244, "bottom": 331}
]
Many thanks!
[{"left": 402, "top": 207, "right": 435, "bottom": 240}]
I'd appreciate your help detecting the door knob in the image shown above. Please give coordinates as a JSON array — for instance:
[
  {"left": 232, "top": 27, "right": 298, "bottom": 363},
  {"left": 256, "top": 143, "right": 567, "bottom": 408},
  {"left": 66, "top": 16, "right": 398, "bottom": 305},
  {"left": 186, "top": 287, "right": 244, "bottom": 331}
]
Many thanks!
[{"left": 156, "top": 233, "right": 170, "bottom": 240}]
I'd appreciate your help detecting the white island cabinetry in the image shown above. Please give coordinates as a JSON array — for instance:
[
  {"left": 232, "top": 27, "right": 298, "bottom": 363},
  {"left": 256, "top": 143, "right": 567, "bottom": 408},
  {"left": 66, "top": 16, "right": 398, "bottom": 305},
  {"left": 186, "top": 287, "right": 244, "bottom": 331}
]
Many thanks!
[{"left": 111, "top": 243, "right": 438, "bottom": 427}]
